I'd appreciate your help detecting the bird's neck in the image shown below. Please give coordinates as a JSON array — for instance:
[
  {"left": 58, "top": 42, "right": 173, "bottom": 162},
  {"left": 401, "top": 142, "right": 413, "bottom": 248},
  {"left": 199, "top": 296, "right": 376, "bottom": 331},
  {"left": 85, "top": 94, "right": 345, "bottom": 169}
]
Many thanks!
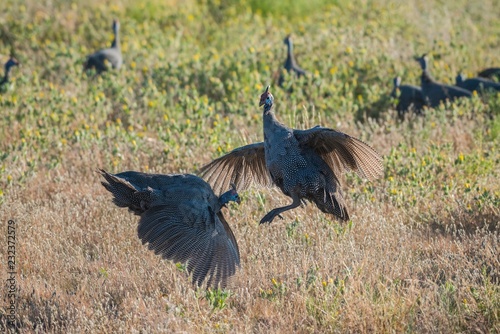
[
  {"left": 112, "top": 29, "right": 120, "bottom": 49},
  {"left": 2, "top": 65, "right": 11, "bottom": 83},
  {"left": 390, "top": 86, "right": 398, "bottom": 98},
  {"left": 217, "top": 198, "right": 227, "bottom": 211},
  {"left": 421, "top": 70, "right": 434, "bottom": 85},
  {"left": 217, "top": 191, "right": 234, "bottom": 211},
  {"left": 263, "top": 104, "right": 283, "bottom": 133},
  {"left": 285, "top": 41, "right": 296, "bottom": 68}
]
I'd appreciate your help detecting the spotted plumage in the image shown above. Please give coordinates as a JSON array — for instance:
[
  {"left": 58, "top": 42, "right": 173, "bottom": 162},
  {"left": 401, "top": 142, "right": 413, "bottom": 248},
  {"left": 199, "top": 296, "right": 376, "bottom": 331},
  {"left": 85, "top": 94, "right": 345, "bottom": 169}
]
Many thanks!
[
  {"left": 84, "top": 20, "right": 122, "bottom": 74},
  {"left": 99, "top": 169, "right": 240, "bottom": 288},
  {"left": 200, "top": 86, "right": 384, "bottom": 224},
  {"left": 414, "top": 54, "right": 471, "bottom": 107}
]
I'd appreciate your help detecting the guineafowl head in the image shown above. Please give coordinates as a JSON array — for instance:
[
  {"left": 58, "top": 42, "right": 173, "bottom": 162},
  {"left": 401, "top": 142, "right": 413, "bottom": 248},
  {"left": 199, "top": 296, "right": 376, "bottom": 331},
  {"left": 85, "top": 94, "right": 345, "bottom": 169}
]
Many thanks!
[
  {"left": 259, "top": 85, "right": 274, "bottom": 109},
  {"left": 283, "top": 34, "right": 291, "bottom": 45},
  {"left": 414, "top": 54, "right": 428, "bottom": 71},
  {"left": 456, "top": 73, "right": 466, "bottom": 84},
  {"left": 393, "top": 77, "right": 401, "bottom": 88},
  {"left": 5, "top": 57, "right": 19, "bottom": 71},
  {"left": 391, "top": 77, "right": 402, "bottom": 98},
  {"left": 219, "top": 183, "right": 241, "bottom": 207}
]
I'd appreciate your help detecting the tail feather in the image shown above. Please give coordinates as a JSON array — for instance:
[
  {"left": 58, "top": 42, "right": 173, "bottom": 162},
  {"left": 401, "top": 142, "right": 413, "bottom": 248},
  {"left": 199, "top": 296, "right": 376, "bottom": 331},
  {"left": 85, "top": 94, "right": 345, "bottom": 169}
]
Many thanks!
[
  {"left": 313, "top": 175, "right": 350, "bottom": 222},
  {"left": 98, "top": 169, "right": 152, "bottom": 214}
]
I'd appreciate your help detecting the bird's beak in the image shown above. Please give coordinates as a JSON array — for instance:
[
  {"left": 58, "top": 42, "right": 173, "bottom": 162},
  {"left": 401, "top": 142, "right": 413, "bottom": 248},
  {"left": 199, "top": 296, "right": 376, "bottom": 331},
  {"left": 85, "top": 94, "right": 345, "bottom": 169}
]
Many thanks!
[{"left": 235, "top": 196, "right": 241, "bottom": 204}]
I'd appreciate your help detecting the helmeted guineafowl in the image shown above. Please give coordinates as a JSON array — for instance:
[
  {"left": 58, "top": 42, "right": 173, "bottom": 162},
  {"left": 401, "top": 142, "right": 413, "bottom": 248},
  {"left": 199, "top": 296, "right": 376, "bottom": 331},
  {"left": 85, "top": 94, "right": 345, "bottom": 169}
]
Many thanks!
[
  {"left": 99, "top": 169, "right": 241, "bottom": 288},
  {"left": 455, "top": 73, "right": 500, "bottom": 93},
  {"left": 477, "top": 67, "right": 500, "bottom": 81},
  {"left": 200, "top": 86, "right": 383, "bottom": 224},
  {"left": 0, "top": 57, "right": 19, "bottom": 87},
  {"left": 391, "top": 76, "right": 426, "bottom": 116},
  {"left": 414, "top": 54, "right": 471, "bottom": 108},
  {"left": 84, "top": 20, "right": 122, "bottom": 74},
  {"left": 279, "top": 34, "right": 307, "bottom": 86}
]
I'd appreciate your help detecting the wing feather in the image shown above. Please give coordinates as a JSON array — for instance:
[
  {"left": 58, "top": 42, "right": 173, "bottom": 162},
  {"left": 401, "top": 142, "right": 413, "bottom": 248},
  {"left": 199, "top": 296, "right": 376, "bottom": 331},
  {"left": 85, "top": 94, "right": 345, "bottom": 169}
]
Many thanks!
[
  {"left": 137, "top": 204, "right": 240, "bottom": 288},
  {"left": 294, "top": 127, "right": 384, "bottom": 181},
  {"left": 199, "top": 142, "right": 272, "bottom": 195}
]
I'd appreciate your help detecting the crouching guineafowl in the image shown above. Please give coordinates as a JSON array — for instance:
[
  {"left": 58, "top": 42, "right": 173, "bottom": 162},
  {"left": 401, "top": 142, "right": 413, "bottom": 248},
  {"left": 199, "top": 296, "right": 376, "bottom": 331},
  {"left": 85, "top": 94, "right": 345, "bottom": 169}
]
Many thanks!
[
  {"left": 0, "top": 57, "right": 19, "bottom": 89},
  {"left": 414, "top": 54, "right": 471, "bottom": 108},
  {"left": 391, "top": 76, "right": 426, "bottom": 116},
  {"left": 455, "top": 73, "right": 500, "bottom": 93},
  {"left": 84, "top": 20, "right": 122, "bottom": 74}
]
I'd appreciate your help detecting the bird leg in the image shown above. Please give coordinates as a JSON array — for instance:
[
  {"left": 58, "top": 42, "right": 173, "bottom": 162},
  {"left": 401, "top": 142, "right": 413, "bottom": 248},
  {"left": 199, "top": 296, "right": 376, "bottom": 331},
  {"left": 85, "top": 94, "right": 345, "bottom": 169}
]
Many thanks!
[{"left": 259, "top": 194, "right": 301, "bottom": 225}]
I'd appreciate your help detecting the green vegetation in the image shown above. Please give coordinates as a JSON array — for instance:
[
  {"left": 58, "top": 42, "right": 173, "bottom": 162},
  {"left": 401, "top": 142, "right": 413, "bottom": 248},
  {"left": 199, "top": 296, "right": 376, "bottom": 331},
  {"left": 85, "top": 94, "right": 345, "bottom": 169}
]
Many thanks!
[{"left": 0, "top": 0, "right": 498, "bottom": 332}]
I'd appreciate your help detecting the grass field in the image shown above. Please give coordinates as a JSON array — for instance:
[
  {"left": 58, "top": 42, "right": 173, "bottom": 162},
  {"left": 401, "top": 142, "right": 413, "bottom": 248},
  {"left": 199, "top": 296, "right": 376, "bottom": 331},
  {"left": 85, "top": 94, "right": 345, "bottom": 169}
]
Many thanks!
[{"left": 0, "top": 0, "right": 499, "bottom": 332}]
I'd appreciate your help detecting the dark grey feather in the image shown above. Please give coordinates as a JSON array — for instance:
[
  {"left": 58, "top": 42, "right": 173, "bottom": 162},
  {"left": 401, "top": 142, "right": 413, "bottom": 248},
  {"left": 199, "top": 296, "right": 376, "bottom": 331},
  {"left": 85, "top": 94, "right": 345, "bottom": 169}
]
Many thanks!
[
  {"left": 99, "top": 169, "right": 240, "bottom": 288},
  {"left": 455, "top": 73, "right": 500, "bottom": 93}
]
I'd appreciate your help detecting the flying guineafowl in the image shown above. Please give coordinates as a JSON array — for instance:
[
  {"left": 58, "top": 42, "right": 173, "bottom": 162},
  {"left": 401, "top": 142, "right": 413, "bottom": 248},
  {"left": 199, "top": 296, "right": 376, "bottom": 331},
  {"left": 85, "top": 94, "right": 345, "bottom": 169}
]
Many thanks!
[
  {"left": 477, "top": 67, "right": 500, "bottom": 81},
  {"left": 84, "top": 20, "right": 122, "bottom": 74},
  {"left": 279, "top": 34, "right": 308, "bottom": 87},
  {"left": 414, "top": 54, "right": 472, "bottom": 108},
  {"left": 455, "top": 73, "right": 500, "bottom": 93},
  {"left": 99, "top": 169, "right": 241, "bottom": 288},
  {"left": 0, "top": 57, "right": 19, "bottom": 88},
  {"left": 391, "top": 76, "right": 426, "bottom": 116},
  {"left": 200, "top": 86, "right": 384, "bottom": 224}
]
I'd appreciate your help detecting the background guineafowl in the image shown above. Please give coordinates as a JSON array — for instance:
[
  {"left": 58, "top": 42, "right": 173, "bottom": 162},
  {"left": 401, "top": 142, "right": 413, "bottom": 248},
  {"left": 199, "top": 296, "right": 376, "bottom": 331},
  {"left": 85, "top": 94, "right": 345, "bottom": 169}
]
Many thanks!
[
  {"left": 200, "top": 86, "right": 383, "bottom": 224},
  {"left": 391, "top": 76, "right": 426, "bottom": 116},
  {"left": 0, "top": 57, "right": 19, "bottom": 88},
  {"left": 477, "top": 67, "right": 500, "bottom": 81},
  {"left": 99, "top": 169, "right": 241, "bottom": 288},
  {"left": 84, "top": 20, "right": 122, "bottom": 74},
  {"left": 414, "top": 54, "right": 471, "bottom": 108},
  {"left": 456, "top": 73, "right": 500, "bottom": 93},
  {"left": 278, "top": 34, "right": 308, "bottom": 87}
]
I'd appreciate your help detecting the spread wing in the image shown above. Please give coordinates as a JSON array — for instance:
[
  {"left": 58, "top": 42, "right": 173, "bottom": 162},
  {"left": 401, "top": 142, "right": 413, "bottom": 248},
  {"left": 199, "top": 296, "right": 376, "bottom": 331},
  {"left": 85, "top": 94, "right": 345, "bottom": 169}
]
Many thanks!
[
  {"left": 99, "top": 170, "right": 240, "bottom": 288},
  {"left": 198, "top": 142, "right": 272, "bottom": 195},
  {"left": 137, "top": 201, "right": 240, "bottom": 288},
  {"left": 293, "top": 127, "right": 384, "bottom": 181}
]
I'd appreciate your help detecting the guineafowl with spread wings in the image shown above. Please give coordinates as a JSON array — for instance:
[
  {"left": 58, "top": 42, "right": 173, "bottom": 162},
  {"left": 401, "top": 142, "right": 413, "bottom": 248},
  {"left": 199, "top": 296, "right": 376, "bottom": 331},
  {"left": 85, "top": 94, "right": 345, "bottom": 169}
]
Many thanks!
[
  {"left": 99, "top": 169, "right": 241, "bottom": 288},
  {"left": 200, "top": 86, "right": 384, "bottom": 224}
]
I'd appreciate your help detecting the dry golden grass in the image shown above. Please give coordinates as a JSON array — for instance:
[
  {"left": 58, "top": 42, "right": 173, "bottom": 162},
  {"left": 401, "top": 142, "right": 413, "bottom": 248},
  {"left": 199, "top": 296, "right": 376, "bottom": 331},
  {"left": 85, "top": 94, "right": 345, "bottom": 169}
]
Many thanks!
[
  {"left": 0, "top": 0, "right": 499, "bottom": 332},
  {"left": 2, "top": 114, "right": 498, "bottom": 333}
]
